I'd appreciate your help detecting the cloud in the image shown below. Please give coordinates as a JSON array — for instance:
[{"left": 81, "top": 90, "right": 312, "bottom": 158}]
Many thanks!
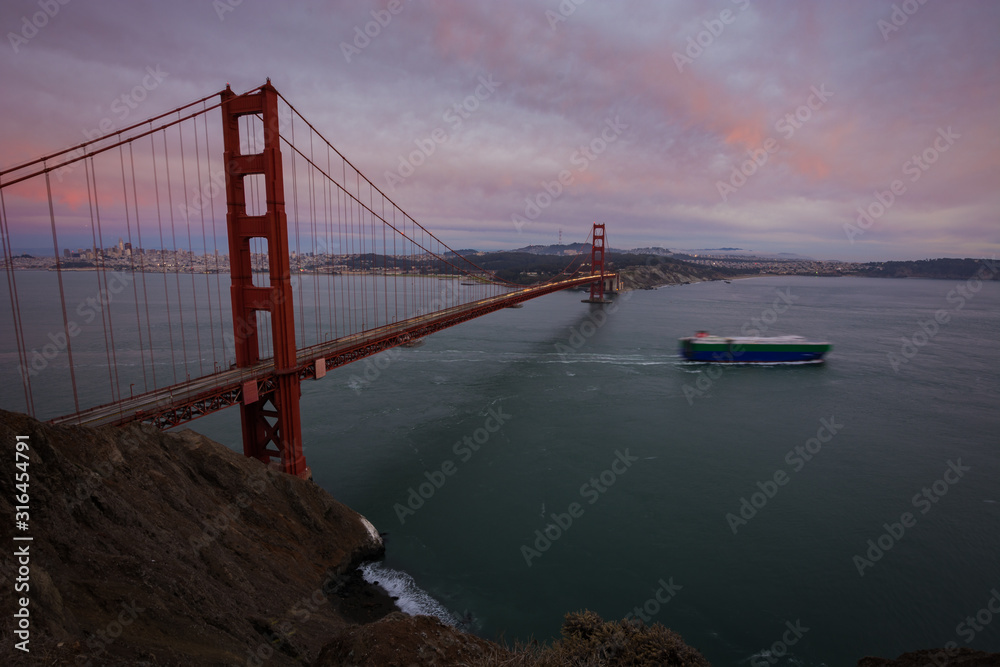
[{"left": 0, "top": 0, "right": 997, "bottom": 260}]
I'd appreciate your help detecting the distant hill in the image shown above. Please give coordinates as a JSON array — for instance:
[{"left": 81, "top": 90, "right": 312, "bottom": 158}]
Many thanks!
[
  {"left": 463, "top": 250, "right": 747, "bottom": 287},
  {"left": 512, "top": 242, "right": 591, "bottom": 255},
  {"left": 853, "top": 258, "right": 999, "bottom": 280},
  {"left": 673, "top": 249, "right": 816, "bottom": 261}
]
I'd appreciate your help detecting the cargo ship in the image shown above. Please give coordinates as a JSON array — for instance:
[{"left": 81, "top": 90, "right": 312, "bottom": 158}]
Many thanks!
[{"left": 679, "top": 331, "right": 831, "bottom": 363}]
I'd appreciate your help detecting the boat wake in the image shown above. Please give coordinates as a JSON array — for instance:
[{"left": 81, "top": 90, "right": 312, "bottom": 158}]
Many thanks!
[
  {"left": 360, "top": 562, "right": 458, "bottom": 626},
  {"left": 679, "top": 358, "right": 826, "bottom": 367}
]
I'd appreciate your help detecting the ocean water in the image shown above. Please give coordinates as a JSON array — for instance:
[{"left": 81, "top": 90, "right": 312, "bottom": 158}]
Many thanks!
[{"left": 3, "top": 274, "right": 999, "bottom": 665}]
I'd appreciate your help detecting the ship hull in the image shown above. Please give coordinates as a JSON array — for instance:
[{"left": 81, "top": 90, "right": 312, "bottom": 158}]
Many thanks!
[{"left": 679, "top": 335, "right": 831, "bottom": 363}]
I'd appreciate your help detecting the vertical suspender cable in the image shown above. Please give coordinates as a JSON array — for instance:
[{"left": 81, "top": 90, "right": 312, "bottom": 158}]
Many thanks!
[
  {"left": 150, "top": 133, "right": 178, "bottom": 384},
  {"left": 289, "top": 113, "right": 304, "bottom": 349},
  {"left": 309, "top": 129, "right": 319, "bottom": 345},
  {"left": 91, "top": 158, "right": 124, "bottom": 405},
  {"left": 119, "top": 146, "right": 149, "bottom": 393},
  {"left": 193, "top": 108, "right": 218, "bottom": 371},
  {"left": 44, "top": 169, "right": 81, "bottom": 415},
  {"left": 0, "top": 188, "right": 34, "bottom": 416},
  {"left": 382, "top": 196, "right": 388, "bottom": 327},
  {"left": 325, "top": 143, "right": 334, "bottom": 339},
  {"left": 178, "top": 120, "right": 204, "bottom": 377},
  {"left": 84, "top": 158, "right": 118, "bottom": 403},
  {"left": 202, "top": 110, "right": 226, "bottom": 367},
  {"left": 356, "top": 171, "right": 365, "bottom": 331},
  {"left": 130, "top": 143, "right": 158, "bottom": 388},
  {"left": 162, "top": 131, "right": 189, "bottom": 380}
]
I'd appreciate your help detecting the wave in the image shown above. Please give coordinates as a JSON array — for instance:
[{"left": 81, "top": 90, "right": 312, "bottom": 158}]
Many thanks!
[
  {"left": 360, "top": 562, "right": 457, "bottom": 626},
  {"left": 403, "top": 350, "right": 681, "bottom": 366}
]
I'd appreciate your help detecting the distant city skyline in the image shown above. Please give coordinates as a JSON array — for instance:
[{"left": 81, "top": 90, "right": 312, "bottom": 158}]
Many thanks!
[{"left": 1, "top": 1, "right": 998, "bottom": 263}]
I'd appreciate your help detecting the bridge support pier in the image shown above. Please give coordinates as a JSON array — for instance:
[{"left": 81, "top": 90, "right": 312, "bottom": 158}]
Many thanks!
[
  {"left": 584, "top": 222, "right": 610, "bottom": 304},
  {"left": 221, "top": 81, "right": 309, "bottom": 479}
]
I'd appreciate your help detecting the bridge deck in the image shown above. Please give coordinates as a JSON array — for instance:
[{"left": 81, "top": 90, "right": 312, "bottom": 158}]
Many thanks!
[{"left": 50, "top": 275, "right": 600, "bottom": 430}]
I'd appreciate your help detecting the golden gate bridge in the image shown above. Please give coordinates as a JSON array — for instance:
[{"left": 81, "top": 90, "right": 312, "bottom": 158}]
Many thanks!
[{"left": 0, "top": 80, "right": 609, "bottom": 478}]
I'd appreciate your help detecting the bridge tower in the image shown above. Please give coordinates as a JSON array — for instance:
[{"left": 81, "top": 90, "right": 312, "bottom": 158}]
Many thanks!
[
  {"left": 221, "top": 81, "right": 309, "bottom": 478},
  {"left": 586, "top": 222, "right": 608, "bottom": 303}
]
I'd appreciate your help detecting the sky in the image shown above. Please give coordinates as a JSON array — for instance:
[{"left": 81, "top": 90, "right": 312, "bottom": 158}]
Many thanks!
[{"left": 1, "top": 0, "right": 998, "bottom": 262}]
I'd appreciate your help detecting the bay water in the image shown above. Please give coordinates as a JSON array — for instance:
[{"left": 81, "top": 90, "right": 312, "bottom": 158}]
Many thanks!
[{"left": 3, "top": 274, "right": 998, "bottom": 665}]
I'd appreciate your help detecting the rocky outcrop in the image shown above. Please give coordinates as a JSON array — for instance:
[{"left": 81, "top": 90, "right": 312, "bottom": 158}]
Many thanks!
[
  {"left": 0, "top": 409, "right": 384, "bottom": 666},
  {"left": 617, "top": 263, "right": 731, "bottom": 290},
  {"left": 315, "top": 613, "right": 501, "bottom": 666}
]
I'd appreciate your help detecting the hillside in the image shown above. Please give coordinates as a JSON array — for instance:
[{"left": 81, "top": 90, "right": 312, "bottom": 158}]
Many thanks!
[
  {"left": 852, "top": 258, "right": 999, "bottom": 280},
  {"left": 611, "top": 254, "right": 743, "bottom": 289},
  {"left": 0, "top": 410, "right": 393, "bottom": 665}
]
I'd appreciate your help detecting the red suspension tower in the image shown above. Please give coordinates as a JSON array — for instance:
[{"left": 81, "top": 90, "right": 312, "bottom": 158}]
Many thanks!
[
  {"left": 586, "top": 222, "right": 608, "bottom": 303},
  {"left": 221, "top": 82, "right": 309, "bottom": 478}
]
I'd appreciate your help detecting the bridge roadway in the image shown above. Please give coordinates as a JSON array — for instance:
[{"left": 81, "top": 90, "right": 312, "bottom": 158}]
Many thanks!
[{"left": 50, "top": 275, "right": 601, "bottom": 430}]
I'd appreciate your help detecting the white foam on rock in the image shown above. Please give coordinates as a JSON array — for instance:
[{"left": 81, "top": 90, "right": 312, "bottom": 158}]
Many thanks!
[
  {"left": 360, "top": 562, "right": 456, "bottom": 626},
  {"left": 358, "top": 515, "right": 382, "bottom": 546}
]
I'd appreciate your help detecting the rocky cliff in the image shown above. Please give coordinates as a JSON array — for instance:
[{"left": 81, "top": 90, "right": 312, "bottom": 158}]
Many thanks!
[
  {"left": 0, "top": 409, "right": 388, "bottom": 665},
  {"left": 617, "top": 263, "right": 734, "bottom": 290}
]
